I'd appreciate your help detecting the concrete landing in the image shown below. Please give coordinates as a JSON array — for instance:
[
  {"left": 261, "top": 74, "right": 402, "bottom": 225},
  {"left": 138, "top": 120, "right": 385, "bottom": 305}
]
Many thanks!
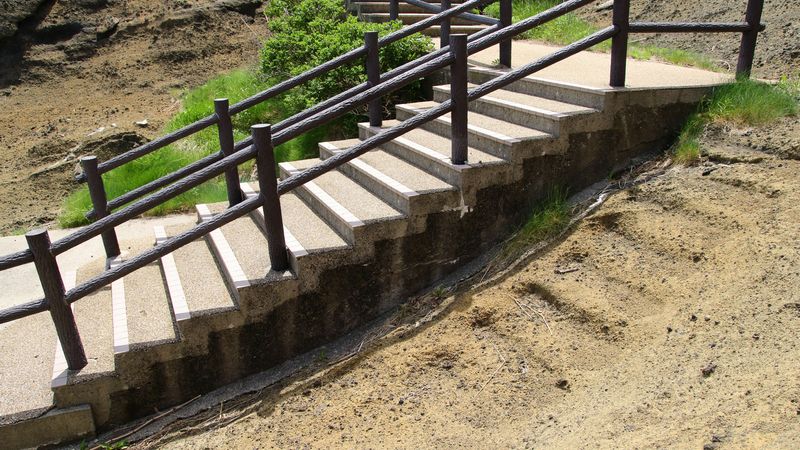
[{"left": 470, "top": 39, "right": 731, "bottom": 89}]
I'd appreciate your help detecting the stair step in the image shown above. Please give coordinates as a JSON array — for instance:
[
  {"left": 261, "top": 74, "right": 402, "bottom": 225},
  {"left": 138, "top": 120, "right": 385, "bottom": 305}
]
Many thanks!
[
  {"left": 279, "top": 159, "right": 404, "bottom": 243},
  {"left": 240, "top": 183, "right": 349, "bottom": 255},
  {"left": 319, "top": 139, "right": 458, "bottom": 215},
  {"left": 360, "top": 13, "right": 481, "bottom": 25},
  {"left": 111, "top": 242, "right": 178, "bottom": 351},
  {"left": 197, "top": 203, "right": 271, "bottom": 284},
  {"left": 433, "top": 83, "right": 598, "bottom": 134},
  {"left": 396, "top": 100, "right": 552, "bottom": 159},
  {"left": 156, "top": 225, "right": 236, "bottom": 318},
  {"left": 468, "top": 66, "right": 607, "bottom": 109},
  {"left": 358, "top": 120, "right": 506, "bottom": 186},
  {"left": 54, "top": 264, "right": 115, "bottom": 386}
]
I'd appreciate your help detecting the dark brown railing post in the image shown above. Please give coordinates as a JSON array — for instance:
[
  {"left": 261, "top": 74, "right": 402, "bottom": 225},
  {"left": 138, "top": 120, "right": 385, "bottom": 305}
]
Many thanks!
[
  {"left": 450, "top": 34, "right": 468, "bottom": 165},
  {"left": 26, "top": 229, "right": 87, "bottom": 370},
  {"left": 252, "top": 124, "right": 289, "bottom": 272},
  {"left": 80, "top": 156, "right": 120, "bottom": 260},
  {"left": 440, "top": 0, "right": 451, "bottom": 49},
  {"left": 215, "top": 98, "right": 243, "bottom": 206},
  {"left": 389, "top": 0, "right": 399, "bottom": 21},
  {"left": 609, "top": 0, "right": 631, "bottom": 87},
  {"left": 499, "top": 0, "right": 512, "bottom": 67},
  {"left": 736, "top": 0, "right": 764, "bottom": 78},
  {"left": 365, "top": 31, "right": 382, "bottom": 127},
  {"left": 609, "top": 0, "right": 630, "bottom": 87}
]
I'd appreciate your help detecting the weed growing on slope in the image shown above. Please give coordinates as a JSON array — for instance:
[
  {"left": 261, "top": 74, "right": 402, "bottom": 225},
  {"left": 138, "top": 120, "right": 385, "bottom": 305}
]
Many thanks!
[
  {"left": 501, "top": 188, "right": 570, "bottom": 262},
  {"left": 673, "top": 77, "right": 799, "bottom": 164}
]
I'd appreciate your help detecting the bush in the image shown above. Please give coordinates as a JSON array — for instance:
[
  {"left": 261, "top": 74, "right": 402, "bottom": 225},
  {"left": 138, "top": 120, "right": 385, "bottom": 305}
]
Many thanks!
[{"left": 261, "top": 0, "right": 433, "bottom": 126}]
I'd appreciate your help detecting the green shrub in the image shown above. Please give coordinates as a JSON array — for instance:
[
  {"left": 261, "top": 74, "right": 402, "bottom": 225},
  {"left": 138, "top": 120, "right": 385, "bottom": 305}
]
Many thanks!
[{"left": 261, "top": 0, "right": 433, "bottom": 126}]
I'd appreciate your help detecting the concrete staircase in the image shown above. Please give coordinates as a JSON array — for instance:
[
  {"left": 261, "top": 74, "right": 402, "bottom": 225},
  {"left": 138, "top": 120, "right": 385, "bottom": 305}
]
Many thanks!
[
  {"left": 0, "top": 47, "right": 728, "bottom": 447},
  {"left": 346, "top": 0, "right": 491, "bottom": 36}
]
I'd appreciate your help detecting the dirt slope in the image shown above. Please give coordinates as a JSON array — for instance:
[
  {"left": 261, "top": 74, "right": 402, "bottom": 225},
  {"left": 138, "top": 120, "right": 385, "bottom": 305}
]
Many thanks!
[
  {"left": 0, "top": 0, "right": 267, "bottom": 233},
  {"left": 141, "top": 119, "right": 800, "bottom": 448},
  {"left": 582, "top": 0, "right": 799, "bottom": 79}
]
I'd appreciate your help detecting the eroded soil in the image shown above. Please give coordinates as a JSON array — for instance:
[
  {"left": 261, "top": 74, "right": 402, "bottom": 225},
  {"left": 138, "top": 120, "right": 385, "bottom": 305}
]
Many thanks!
[
  {"left": 0, "top": 0, "right": 267, "bottom": 233},
  {"left": 136, "top": 120, "right": 800, "bottom": 448}
]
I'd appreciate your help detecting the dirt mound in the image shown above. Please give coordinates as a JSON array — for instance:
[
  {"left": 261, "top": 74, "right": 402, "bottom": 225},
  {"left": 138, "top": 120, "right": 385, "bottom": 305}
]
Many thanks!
[
  {"left": 582, "top": 0, "right": 799, "bottom": 79},
  {"left": 0, "top": 0, "right": 267, "bottom": 233}
]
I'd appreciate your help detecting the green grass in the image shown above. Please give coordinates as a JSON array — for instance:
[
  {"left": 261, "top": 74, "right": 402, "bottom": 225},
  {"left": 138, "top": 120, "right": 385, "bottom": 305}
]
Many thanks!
[
  {"left": 672, "top": 77, "right": 800, "bottom": 164},
  {"left": 483, "top": 0, "right": 717, "bottom": 71},
  {"left": 502, "top": 188, "right": 570, "bottom": 258},
  {"left": 59, "top": 69, "right": 331, "bottom": 228}
]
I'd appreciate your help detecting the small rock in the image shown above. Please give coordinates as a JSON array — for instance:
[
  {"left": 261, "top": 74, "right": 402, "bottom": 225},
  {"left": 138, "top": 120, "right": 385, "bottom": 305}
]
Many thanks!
[
  {"left": 555, "top": 379, "right": 570, "bottom": 390},
  {"left": 135, "top": 119, "right": 149, "bottom": 127},
  {"left": 701, "top": 362, "right": 717, "bottom": 377}
]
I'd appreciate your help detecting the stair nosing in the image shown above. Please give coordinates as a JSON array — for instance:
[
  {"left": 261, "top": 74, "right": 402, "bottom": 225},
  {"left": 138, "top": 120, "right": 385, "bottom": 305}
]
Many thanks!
[
  {"left": 196, "top": 204, "right": 251, "bottom": 289},
  {"left": 153, "top": 226, "right": 191, "bottom": 322},
  {"left": 109, "top": 257, "right": 129, "bottom": 355},
  {"left": 280, "top": 162, "right": 366, "bottom": 228},
  {"left": 319, "top": 142, "right": 420, "bottom": 198}
]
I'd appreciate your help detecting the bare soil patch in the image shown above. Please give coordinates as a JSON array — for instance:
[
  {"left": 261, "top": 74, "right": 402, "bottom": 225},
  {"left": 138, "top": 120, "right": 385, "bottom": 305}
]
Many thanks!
[{"left": 0, "top": 0, "right": 267, "bottom": 233}]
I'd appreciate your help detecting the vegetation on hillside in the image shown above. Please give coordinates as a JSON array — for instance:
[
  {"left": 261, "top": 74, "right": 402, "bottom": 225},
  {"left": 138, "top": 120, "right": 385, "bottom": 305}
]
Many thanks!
[
  {"left": 59, "top": 0, "right": 431, "bottom": 227},
  {"left": 673, "top": 77, "right": 799, "bottom": 164}
]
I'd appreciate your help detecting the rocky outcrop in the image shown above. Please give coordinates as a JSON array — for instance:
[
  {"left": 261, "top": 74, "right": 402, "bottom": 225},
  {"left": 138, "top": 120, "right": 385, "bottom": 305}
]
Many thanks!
[{"left": 0, "top": 0, "right": 49, "bottom": 41}]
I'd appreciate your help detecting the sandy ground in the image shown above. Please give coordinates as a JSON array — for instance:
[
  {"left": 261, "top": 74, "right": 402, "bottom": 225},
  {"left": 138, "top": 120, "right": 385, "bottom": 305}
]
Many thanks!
[
  {"left": 0, "top": 0, "right": 267, "bottom": 233},
  {"left": 127, "top": 118, "right": 800, "bottom": 448}
]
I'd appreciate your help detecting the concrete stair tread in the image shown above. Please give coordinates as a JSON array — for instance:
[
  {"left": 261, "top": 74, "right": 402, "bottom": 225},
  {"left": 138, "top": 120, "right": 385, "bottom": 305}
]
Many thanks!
[
  {"left": 161, "top": 225, "right": 236, "bottom": 317},
  {"left": 281, "top": 158, "right": 404, "bottom": 224},
  {"left": 0, "top": 313, "right": 56, "bottom": 421},
  {"left": 66, "top": 263, "right": 115, "bottom": 380},
  {"left": 434, "top": 83, "right": 598, "bottom": 115},
  {"left": 321, "top": 139, "right": 455, "bottom": 194},
  {"left": 116, "top": 244, "right": 178, "bottom": 349},
  {"left": 241, "top": 184, "right": 349, "bottom": 254},
  {"left": 398, "top": 100, "right": 552, "bottom": 142},
  {"left": 204, "top": 203, "right": 271, "bottom": 282},
  {"left": 372, "top": 120, "right": 505, "bottom": 165}
]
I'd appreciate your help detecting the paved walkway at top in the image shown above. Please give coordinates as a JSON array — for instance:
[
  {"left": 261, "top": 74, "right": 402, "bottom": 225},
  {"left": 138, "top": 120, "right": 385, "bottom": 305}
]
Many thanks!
[{"left": 470, "top": 40, "right": 731, "bottom": 89}]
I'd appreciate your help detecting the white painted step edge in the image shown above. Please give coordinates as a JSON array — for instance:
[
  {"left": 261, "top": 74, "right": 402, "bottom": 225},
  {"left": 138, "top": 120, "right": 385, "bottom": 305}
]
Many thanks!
[
  {"left": 153, "top": 226, "right": 191, "bottom": 322},
  {"left": 240, "top": 183, "right": 309, "bottom": 258},
  {"left": 280, "top": 162, "right": 365, "bottom": 228},
  {"left": 196, "top": 204, "right": 251, "bottom": 290}
]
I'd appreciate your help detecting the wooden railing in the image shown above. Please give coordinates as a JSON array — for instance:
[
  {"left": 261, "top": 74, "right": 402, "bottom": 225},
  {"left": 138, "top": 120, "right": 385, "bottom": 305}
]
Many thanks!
[{"left": 0, "top": 0, "right": 764, "bottom": 372}]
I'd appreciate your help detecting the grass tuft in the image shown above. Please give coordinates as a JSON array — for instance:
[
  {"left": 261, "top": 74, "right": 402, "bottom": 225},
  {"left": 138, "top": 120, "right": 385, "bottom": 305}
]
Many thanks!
[
  {"left": 672, "top": 77, "right": 799, "bottom": 165},
  {"left": 503, "top": 188, "right": 570, "bottom": 258}
]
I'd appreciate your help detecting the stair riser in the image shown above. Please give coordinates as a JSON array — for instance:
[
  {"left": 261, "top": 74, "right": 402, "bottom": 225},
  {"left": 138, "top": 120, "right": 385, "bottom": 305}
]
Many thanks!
[
  {"left": 468, "top": 68, "right": 606, "bottom": 110},
  {"left": 395, "top": 107, "right": 515, "bottom": 160},
  {"left": 278, "top": 166, "right": 357, "bottom": 244},
  {"left": 359, "top": 13, "right": 480, "bottom": 26},
  {"left": 432, "top": 88, "right": 561, "bottom": 135}
]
